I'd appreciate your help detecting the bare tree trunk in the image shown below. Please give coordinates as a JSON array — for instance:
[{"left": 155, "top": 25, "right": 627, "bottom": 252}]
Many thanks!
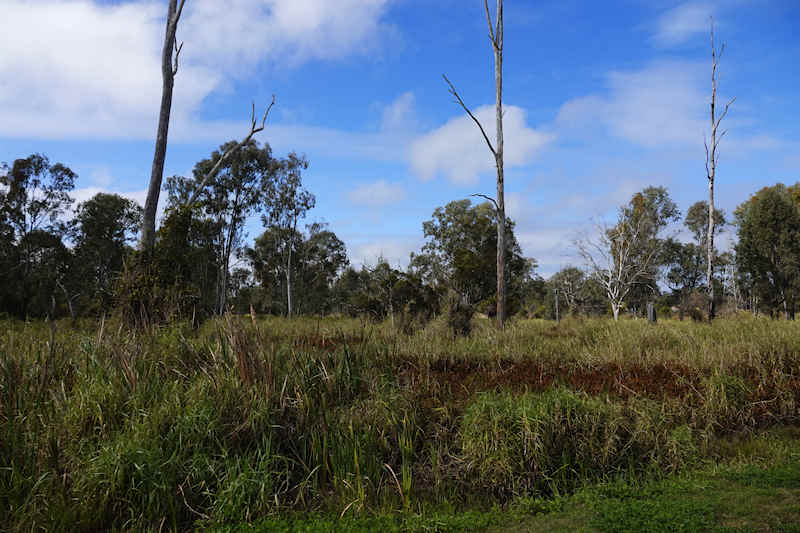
[
  {"left": 492, "top": 0, "right": 505, "bottom": 329},
  {"left": 286, "top": 216, "right": 296, "bottom": 318},
  {"left": 443, "top": 0, "right": 505, "bottom": 328},
  {"left": 140, "top": 0, "right": 186, "bottom": 251},
  {"left": 704, "top": 16, "right": 734, "bottom": 323}
]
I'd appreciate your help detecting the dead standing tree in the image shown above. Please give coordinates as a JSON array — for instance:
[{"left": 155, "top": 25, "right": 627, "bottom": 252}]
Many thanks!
[
  {"left": 139, "top": 0, "right": 275, "bottom": 251},
  {"left": 140, "top": 0, "right": 185, "bottom": 251},
  {"left": 443, "top": 0, "right": 506, "bottom": 328},
  {"left": 704, "top": 16, "right": 735, "bottom": 322}
]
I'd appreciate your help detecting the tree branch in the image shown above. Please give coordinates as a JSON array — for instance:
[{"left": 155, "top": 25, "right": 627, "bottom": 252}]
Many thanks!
[
  {"left": 186, "top": 96, "right": 276, "bottom": 206},
  {"left": 483, "top": 0, "right": 496, "bottom": 47},
  {"left": 470, "top": 193, "right": 499, "bottom": 211},
  {"left": 442, "top": 74, "right": 497, "bottom": 157},
  {"left": 172, "top": 38, "right": 183, "bottom": 75}
]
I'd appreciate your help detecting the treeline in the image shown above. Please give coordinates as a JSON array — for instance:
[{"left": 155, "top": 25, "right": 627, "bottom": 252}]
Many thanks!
[{"left": 1, "top": 149, "right": 798, "bottom": 324}]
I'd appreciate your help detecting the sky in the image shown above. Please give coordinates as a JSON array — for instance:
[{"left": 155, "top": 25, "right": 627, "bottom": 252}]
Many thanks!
[{"left": 2, "top": 0, "right": 798, "bottom": 277}]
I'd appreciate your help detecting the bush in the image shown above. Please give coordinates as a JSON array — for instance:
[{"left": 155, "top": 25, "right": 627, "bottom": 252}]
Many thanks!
[{"left": 447, "top": 301, "right": 474, "bottom": 337}]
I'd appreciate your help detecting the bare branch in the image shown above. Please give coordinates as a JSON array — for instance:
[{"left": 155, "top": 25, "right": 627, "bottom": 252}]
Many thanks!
[
  {"left": 483, "top": 0, "right": 496, "bottom": 46},
  {"left": 174, "top": 0, "right": 187, "bottom": 27},
  {"left": 471, "top": 193, "right": 499, "bottom": 211},
  {"left": 704, "top": 135, "right": 710, "bottom": 179},
  {"left": 172, "top": 39, "right": 183, "bottom": 75},
  {"left": 442, "top": 74, "right": 497, "bottom": 157},
  {"left": 186, "top": 96, "right": 276, "bottom": 206},
  {"left": 715, "top": 96, "right": 736, "bottom": 129}
]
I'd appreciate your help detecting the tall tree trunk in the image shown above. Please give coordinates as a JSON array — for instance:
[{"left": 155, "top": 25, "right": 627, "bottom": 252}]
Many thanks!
[
  {"left": 492, "top": 0, "right": 505, "bottom": 328},
  {"left": 286, "top": 217, "right": 296, "bottom": 318},
  {"left": 705, "top": 16, "right": 734, "bottom": 323},
  {"left": 707, "top": 177, "right": 715, "bottom": 320},
  {"left": 140, "top": 0, "right": 185, "bottom": 251}
]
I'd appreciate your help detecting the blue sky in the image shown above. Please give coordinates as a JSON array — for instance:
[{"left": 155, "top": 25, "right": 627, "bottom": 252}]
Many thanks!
[{"left": 2, "top": 0, "right": 798, "bottom": 276}]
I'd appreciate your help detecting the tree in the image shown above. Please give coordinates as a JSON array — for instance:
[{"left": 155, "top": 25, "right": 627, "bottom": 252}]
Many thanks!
[
  {"left": 443, "top": 0, "right": 506, "bottom": 328},
  {"left": 73, "top": 193, "right": 143, "bottom": 313},
  {"left": 139, "top": 0, "right": 275, "bottom": 251},
  {"left": 140, "top": 0, "right": 186, "bottom": 251},
  {"left": 0, "top": 154, "right": 75, "bottom": 317},
  {"left": 411, "top": 199, "right": 534, "bottom": 315},
  {"left": 685, "top": 200, "right": 726, "bottom": 247},
  {"left": 1, "top": 153, "right": 76, "bottom": 238},
  {"left": 735, "top": 184, "right": 800, "bottom": 319},
  {"left": 189, "top": 139, "right": 275, "bottom": 314},
  {"left": 549, "top": 266, "right": 587, "bottom": 316},
  {"left": 704, "top": 16, "right": 735, "bottom": 321},
  {"left": 248, "top": 222, "right": 347, "bottom": 316},
  {"left": 662, "top": 239, "right": 704, "bottom": 319},
  {"left": 261, "top": 154, "right": 315, "bottom": 318},
  {"left": 576, "top": 187, "right": 679, "bottom": 320},
  {"left": 665, "top": 200, "right": 726, "bottom": 317}
]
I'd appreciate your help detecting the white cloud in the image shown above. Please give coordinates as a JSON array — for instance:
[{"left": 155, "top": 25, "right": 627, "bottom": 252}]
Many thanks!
[
  {"left": 351, "top": 238, "right": 419, "bottom": 269},
  {"left": 348, "top": 180, "right": 406, "bottom": 206},
  {"left": 72, "top": 187, "right": 148, "bottom": 210},
  {"left": 183, "top": 0, "right": 394, "bottom": 71},
  {"left": 410, "top": 105, "right": 553, "bottom": 185},
  {"left": 0, "top": 0, "right": 395, "bottom": 140},
  {"left": 557, "top": 61, "right": 706, "bottom": 148},
  {"left": 380, "top": 92, "right": 417, "bottom": 133},
  {"left": 652, "top": 2, "right": 715, "bottom": 47}
]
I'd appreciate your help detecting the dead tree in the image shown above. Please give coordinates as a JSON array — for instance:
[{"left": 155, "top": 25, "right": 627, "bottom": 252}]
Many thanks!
[
  {"left": 139, "top": 0, "right": 275, "bottom": 251},
  {"left": 443, "top": 0, "right": 505, "bottom": 328},
  {"left": 704, "top": 16, "right": 735, "bottom": 322},
  {"left": 140, "top": 0, "right": 186, "bottom": 251}
]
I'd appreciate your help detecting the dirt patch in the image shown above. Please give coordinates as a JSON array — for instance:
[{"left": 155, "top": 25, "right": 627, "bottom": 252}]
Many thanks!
[{"left": 405, "top": 359, "right": 704, "bottom": 404}]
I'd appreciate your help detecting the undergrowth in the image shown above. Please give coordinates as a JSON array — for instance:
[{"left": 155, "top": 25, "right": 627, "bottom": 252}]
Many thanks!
[{"left": 1, "top": 315, "right": 799, "bottom": 530}]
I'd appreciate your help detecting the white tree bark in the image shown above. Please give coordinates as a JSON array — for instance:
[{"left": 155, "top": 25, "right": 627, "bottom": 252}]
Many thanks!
[
  {"left": 576, "top": 218, "right": 660, "bottom": 321},
  {"left": 442, "top": 0, "right": 505, "bottom": 327},
  {"left": 704, "top": 16, "right": 734, "bottom": 322}
]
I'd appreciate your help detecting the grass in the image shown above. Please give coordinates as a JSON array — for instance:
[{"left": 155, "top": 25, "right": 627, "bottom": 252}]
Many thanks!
[{"left": 1, "top": 314, "right": 799, "bottom": 530}]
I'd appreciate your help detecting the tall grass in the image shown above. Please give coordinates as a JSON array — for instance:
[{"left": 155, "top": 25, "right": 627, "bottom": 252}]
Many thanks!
[{"left": 1, "top": 314, "right": 799, "bottom": 530}]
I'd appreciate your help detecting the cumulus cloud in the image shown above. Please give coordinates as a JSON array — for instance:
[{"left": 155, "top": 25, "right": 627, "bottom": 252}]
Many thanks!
[
  {"left": 0, "top": 0, "right": 395, "bottom": 140},
  {"left": 652, "top": 1, "right": 715, "bottom": 47},
  {"left": 557, "top": 61, "right": 707, "bottom": 148},
  {"left": 410, "top": 105, "right": 553, "bottom": 185},
  {"left": 348, "top": 180, "right": 406, "bottom": 206}
]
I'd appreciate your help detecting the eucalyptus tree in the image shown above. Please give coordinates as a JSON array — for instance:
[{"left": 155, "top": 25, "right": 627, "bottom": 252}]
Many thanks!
[
  {"left": 412, "top": 198, "right": 533, "bottom": 315},
  {"left": 190, "top": 139, "right": 275, "bottom": 314},
  {"left": 735, "top": 184, "right": 800, "bottom": 319},
  {"left": 576, "top": 187, "right": 679, "bottom": 320},
  {"left": 73, "top": 193, "right": 143, "bottom": 312},
  {"left": 261, "top": 153, "right": 315, "bottom": 318},
  {"left": 0, "top": 154, "right": 75, "bottom": 317}
]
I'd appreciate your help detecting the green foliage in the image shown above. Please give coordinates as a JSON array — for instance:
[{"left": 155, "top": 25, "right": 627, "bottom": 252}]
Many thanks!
[
  {"left": 735, "top": 183, "right": 800, "bottom": 318},
  {"left": 0, "top": 153, "right": 76, "bottom": 318},
  {"left": 412, "top": 199, "right": 536, "bottom": 314},
  {"left": 248, "top": 222, "right": 348, "bottom": 316},
  {"left": 72, "top": 192, "right": 143, "bottom": 313}
]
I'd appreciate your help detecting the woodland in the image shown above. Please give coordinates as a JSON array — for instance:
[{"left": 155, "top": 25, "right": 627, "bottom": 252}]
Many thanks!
[{"left": 2, "top": 0, "right": 800, "bottom": 531}]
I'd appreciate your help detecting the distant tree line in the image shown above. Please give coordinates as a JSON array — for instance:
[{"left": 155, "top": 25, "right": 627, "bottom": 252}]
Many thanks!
[{"left": 2, "top": 150, "right": 799, "bottom": 324}]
